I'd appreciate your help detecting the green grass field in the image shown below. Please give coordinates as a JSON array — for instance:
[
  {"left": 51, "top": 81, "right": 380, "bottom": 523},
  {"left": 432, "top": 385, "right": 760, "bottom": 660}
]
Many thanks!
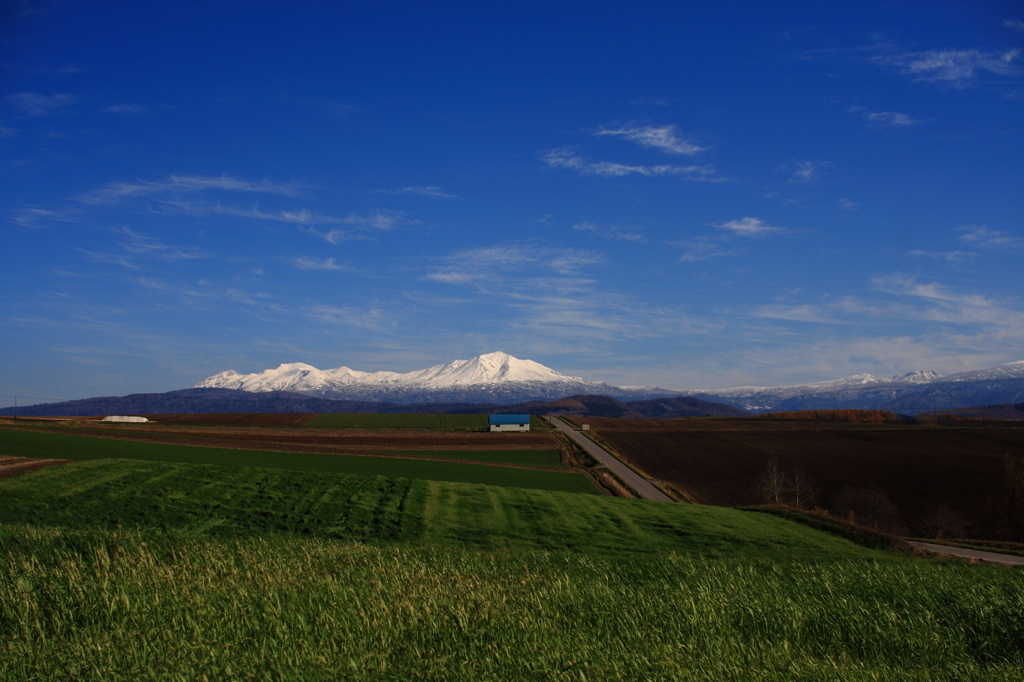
[
  {"left": 3, "top": 431, "right": 1022, "bottom": 679},
  {"left": 0, "top": 429, "right": 596, "bottom": 494},
  {"left": 2, "top": 523, "right": 1022, "bottom": 679},
  {"left": 305, "top": 413, "right": 489, "bottom": 429},
  {"left": 0, "top": 458, "right": 883, "bottom": 557}
]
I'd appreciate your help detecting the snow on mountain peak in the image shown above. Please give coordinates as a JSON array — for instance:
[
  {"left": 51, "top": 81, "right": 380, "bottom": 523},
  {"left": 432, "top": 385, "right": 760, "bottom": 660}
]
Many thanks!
[
  {"left": 942, "top": 360, "right": 1024, "bottom": 382},
  {"left": 886, "top": 370, "right": 943, "bottom": 383},
  {"left": 193, "top": 352, "right": 586, "bottom": 393}
]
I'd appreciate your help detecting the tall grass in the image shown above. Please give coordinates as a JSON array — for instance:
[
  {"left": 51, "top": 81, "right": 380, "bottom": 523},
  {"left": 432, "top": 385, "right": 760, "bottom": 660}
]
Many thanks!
[{"left": 2, "top": 524, "right": 1022, "bottom": 680}]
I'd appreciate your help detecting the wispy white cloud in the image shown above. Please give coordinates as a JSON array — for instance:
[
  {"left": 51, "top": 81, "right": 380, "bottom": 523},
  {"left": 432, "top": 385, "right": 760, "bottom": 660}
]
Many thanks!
[
  {"left": 717, "top": 217, "right": 782, "bottom": 236},
  {"left": 572, "top": 221, "right": 645, "bottom": 242},
  {"left": 427, "top": 245, "right": 544, "bottom": 284},
  {"left": 873, "top": 274, "right": 1024, "bottom": 329},
  {"left": 872, "top": 47, "right": 1023, "bottom": 87},
  {"left": 789, "top": 160, "right": 824, "bottom": 183},
  {"left": 11, "top": 206, "right": 82, "bottom": 227},
  {"left": 594, "top": 124, "right": 705, "bottom": 155},
  {"left": 1006, "top": 19, "right": 1024, "bottom": 33},
  {"left": 302, "top": 227, "right": 370, "bottom": 245},
  {"left": 138, "top": 277, "right": 170, "bottom": 289},
  {"left": 304, "top": 305, "right": 390, "bottom": 331},
  {"left": 868, "top": 111, "right": 919, "bottom": 126},
  {"left": 7, "top": 92, "right": 76, "bottom": 116},
  {"left": 79, "top": 175, "right": 302, "bottom": 205},
  {"left": 72, "top": 229, "right": 208, "bottom": 270},
  {"left": 754, "top": 275, "right": 1024, "bottom": 339},
  {"left": 677, "top": 236, "right": 729, "bottom": 262},
  {"left": 838, "top": 198, "right": 859, "bottom": 210},
  {"left": 103, "top": 104, "right": 146, "bottom": 113},
  {"left": 550, "top": 249, "right": 604, "bottom": 273},
  {"left": 158, "top": 200, "right": 393, "bottom": 227},
  {"left": 908, "top": 250, "right": 976, "bottom": 262},
  {"left": 543, "top": 147, "right": 722, "bottom": 180},
  {"left": 416, "top": 242, "right": 717, "bottom": 349},
  {"left": 427, "top": 244, "right": 602, "bottom": 285},
  {"left": 292, "top": 257, "right": 345, "bottom": 271},
  {"left": 116, "top": 228, "right": 209, "bottom": 259},
  {"left": 376, "top": 186, "right": 456, "bottom": 199},
  {"left": 296, "top": 210, "right": 405, "bottom": 243},
  {"left": 847, "top": 105, "right": 922, "bottom": 127},
  {"left": 958, "top": 225, "right": 1021, "bottom": 247},
  {"left": 76, "top": 249, "right": 141, "bottom": 269}
]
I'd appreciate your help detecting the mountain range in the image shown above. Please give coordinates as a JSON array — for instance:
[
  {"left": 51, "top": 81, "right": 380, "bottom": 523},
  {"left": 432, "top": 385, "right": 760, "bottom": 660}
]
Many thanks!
[
  {"left": 194, "top": 352, "right": 1024, "bottom": 414},
  {"left": 691, "top": 361, "right": 1024, "bottom": 414},
  {"left": 5, "top": 352, "right": 1024, "bottom": 416},
  {"left": 194, "top": 351, "right": 676, "bottom": 404}
]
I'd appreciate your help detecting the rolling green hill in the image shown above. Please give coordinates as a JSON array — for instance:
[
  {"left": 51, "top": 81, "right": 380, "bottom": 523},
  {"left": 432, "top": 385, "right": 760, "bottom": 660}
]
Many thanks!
[{"left": 2, "top": 437, "right": 1022, "bottom": 679}]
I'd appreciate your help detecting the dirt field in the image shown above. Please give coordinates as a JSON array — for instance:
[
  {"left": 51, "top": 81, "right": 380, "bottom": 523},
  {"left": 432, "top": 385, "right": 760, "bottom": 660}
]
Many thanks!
[
  {"left": 0, "top": 456, "right": 71, "bottom": 479},
  {"left": 588, "top": 420, "right": 1024, "bottom": 538},
  {"left": 0, "top": 422, "right": 556, "bottom": 454},
  {"left": 142, "top": 413, "right": 318, "bottom": 426}
]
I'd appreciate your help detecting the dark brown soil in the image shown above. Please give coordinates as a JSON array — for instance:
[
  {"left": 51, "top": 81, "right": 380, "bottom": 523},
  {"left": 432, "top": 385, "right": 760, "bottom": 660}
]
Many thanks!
[
  {"left": 43, "top": 423, "right": 552, "bottom": 449},
  {"left": 142, "top": 413, "right": 318, "bottom": 426},
  {"left": 0, "top": 456, "right": 71, "bottom": 479},
  {"left": 590, "top": 421, "right": 1024, "bottom": 537}
]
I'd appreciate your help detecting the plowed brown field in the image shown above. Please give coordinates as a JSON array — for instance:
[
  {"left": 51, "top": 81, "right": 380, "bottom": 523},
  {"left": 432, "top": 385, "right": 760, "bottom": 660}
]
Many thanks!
[
  {"left": 143, "top": 413, "right": 317, "bottom": 426},
  {"left": 588, "top": 421, "right": 1024, "bottom": 537},
  {"left": 580, "top": 417, "right": 927, "bottom": 432},
  {"left": 4, "top": 422, "right": 563, "bottom": 459},
  {"left": 0, "top": 456, "right": 70, "bottom": 479}
]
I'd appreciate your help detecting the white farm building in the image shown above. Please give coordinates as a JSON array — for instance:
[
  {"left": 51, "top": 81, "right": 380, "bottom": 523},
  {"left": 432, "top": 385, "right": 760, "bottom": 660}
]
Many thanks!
[{"left": 489, "top": 414, "right": 530, "bottom": 432}]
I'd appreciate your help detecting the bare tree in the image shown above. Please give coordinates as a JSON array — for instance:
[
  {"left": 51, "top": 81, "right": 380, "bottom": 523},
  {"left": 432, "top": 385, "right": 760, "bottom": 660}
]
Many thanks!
[
  {"left": 756, "top": 456, "right": 788, "bottom": 506},
  {"left": 789, "top": 466, "right": 817, "bottom": 510}
]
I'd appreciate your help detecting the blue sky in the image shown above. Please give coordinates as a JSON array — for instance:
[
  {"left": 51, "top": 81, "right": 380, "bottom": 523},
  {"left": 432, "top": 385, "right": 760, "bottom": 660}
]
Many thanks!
[{"left": 2, "top": 1, "right": 1023, "bottom": 404}]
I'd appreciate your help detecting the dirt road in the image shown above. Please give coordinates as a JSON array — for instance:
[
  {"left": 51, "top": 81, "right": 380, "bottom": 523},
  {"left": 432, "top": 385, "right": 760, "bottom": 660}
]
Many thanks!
[{"left": 549, "top": 417, "right": 673, "bottom": 502}]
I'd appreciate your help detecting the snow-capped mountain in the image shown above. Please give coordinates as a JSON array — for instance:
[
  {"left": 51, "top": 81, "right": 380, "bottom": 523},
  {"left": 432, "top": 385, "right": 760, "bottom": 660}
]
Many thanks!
[
  {"left": 193, "top": 353, "right": 1024, "bottom": 412},
  {"left": 690, "top": 362, "right": 1024, "bottom": 414},
  {"left": 195, "top": 352, "right": 679, "bottom": 404},
  {"left": 695, "top": 369, "right": 945, "bottom": 405},
  {"left": 938, "top": 361, "right": 1024, "bottom": 383}
]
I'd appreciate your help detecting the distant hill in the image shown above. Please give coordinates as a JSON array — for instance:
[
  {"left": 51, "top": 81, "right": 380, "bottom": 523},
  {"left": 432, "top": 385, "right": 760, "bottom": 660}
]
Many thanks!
[
  {"left": 621, "top": 396, "right": 749, "bottom": 418},
  {"left": 916, "top": 403, "right": 1024, "bottom": 421},
  {"left": 0, "top": 388, "right": 484, "bottom": 417},
  {"left": 0, "top": 388, "right": 746, "bottom": 419}
]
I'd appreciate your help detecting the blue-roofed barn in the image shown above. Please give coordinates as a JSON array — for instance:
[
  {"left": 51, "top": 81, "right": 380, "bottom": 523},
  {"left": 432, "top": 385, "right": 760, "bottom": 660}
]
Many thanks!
[{"left": 489, "top": 414, "right": 530, "bottom": 432}]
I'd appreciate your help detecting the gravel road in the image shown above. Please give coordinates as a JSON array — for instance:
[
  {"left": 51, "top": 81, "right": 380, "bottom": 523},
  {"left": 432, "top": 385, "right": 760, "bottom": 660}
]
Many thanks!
[
  {"left": 908, "top": 541, "right": 1024, "bottom": 566},
  {"left": 549, "top": 417, "right": 673, "bottom": 502}
]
